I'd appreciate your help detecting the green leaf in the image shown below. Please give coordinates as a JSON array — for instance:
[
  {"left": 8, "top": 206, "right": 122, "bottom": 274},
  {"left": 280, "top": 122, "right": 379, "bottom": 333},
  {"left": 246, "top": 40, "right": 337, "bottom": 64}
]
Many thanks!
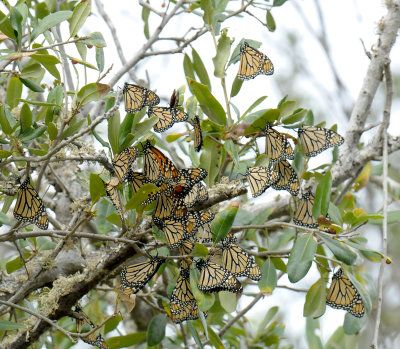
[
  {"left": 328, "top": 202, "right": 343, "bottom": 225},
  {"left": 108, "top": 112, "right": 120, "bottom": 155},
  {"left": 47, "top": 122, "right": 57, "bottom": 140},
  {"left": 147, "top": 314, "right": 166, "bottom": 346},
  {"left": 207, "top": 326, "right": 223, "bottom": 349},
  {"left": 287, "top": 233, "right": 317, "bottom": 283},
  {"left": 258, "top": 258, "right": 277, "bottom": 293},
  {"left": 219, "top": 291, "right": 237, "bottom": 313},
  {"left": 90, "top": 173, "right": 106, "bottom": 204},
  {"left": 0, "top": 320, "right": 25, "bottom": 331},
  {"left": 0, "top": 150, "right": 12, "bottom": 159},
  {"left": 31, "top": 53, "right": 61, "bottom": 80},
  {"left": 279, "top": 100, "right": 297, "bottom": 120},
  {"left": 69, "top": 0, "right": 91, "bottom": 37},
  {"left": 241, "top": 96, "right": 268, "bottom": 121},
  {"left": 256, "top": 306, "right": 278, "bottom": 337},
  {"left": 200, "top": 0, "right": 214, "bottom": 25},
  {"left": 224, "top": 139, "right": 239, "bottom": 166},
  {"left": 281, "top": 108, "right": 307, "bottom": 125},
  {"left": 305, "top": 317, "right": 323, "bottom": 349},
  {"left": 183, "top": 54, "right": 195, "bottom": 83},
  {"left": 104, "top": 315, "right": 122, "bottom": 334},
  {"left": 61, "top": 118, "right": 85, "bottom": 139},
  {"left": 188, "top": 322, "right": 204, "bottom": 349},
  {"left": 313, "top": 170, "right": 332, "bottom": 217},
  {"left": 10, "top": 8, "right": 22, "bottom": 46},
  {"left": 96, "top": 47, "right": 104, "bottom": 72},
  {"left": 6, "top": 256, "right": 25, "bottom": 273},
  {"left": 199, "top": 137, "right": 224, "bottom": 186},
  {"left": 0, "top": 104, "right": 12, "bottom": 134},
  {"left": 31, "top": 11, "right": 73, "bottom": 41},
  {"left": 343, "top": 313, "right": 365, "bottom": 335},
  {"left": 266, "top": 10, "right": 276, "bottom": 32},
  {"left": 129, "top": 116, "right": 158, "bottom": 145},
  {"left": 6, "top": 76, "right": 22, "bottom": 109},
  {"left": 125, "top": 183, "right": 158, "bottom": 210},
  {"left": 303, "top": 278, "right": 327, "bottom": 317},
  {"left": 0, "top": 10, "right": 17, "bottom": 39},
  {"left": 20, "top": 103, "right": 32, "bottom": 133},
  {"left": 317, "top": 233, "right": 357, "bottom": 265},
  {"left": 20, "top": 125, "right": 47, "bottom": 143},
  {"left": 230, "top": 76, "right": 243, "bottom": 98},
  {"left": 187, "top": 79, "right": 226, "bottom": 125},
  {"left": 243, "top": 109, "right": 280, "bottom": 135},
  {"left": 273, "top": 0, "right": 288, "bottom": 7},
  {"left": 211, "top": 205, "right": 238, "bottom": 243},
  {"left": 19, "top": 77, "right": 44, "bottom": 92},
  {"left": 212, "top": 29, "right": 232, "bottom": 78},
  {"left": 106, "top": 333, "right": 147, "bottom": 348},
  {"left": 81, "top": 31, "right": 107, "bottom": 48},
  {"left": 191, "top": 243, "right": 210, "bottom": 257},
  {"left": 192, "top": 48, "right": 211, "bottom": 90},
  {"left": 77, "top": 83, "right": 110, "bottom": 106}
]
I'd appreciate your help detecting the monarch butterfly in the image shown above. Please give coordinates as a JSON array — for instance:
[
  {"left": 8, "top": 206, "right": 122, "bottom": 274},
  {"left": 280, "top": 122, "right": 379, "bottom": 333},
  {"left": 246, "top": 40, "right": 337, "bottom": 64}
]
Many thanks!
[
  {"left": 143, "top": 140, "right": 179, "bottom": 182},
  {"left": 326, "top": 268, "right": 365, "bottom": 318},
  {"left": 245, "top": 166, "right": 279, "bottom": 197},
  {"left": 75, "top": 306, "right": 108, "bottom": 349},
  {"left": 171, "top": 168, "right": 208, "bottom": 199},
  {"left": 221, "top": 240, "right": 261, "bottom": 281},
  {"left": 193, "top": 115, "right": 203, "bottom": 152},
  {"left": 178, "top": 236, "right": 196, "bottom": 255},
  {"left": 297, "top": 126, "right": 344, "bottom": 157},
  {"left": 237, "top": 42, "right": 274, "bottom": 80},
  {"left": 197, "top": 221, "right": 213, "bottom": 244},
  {"left": 293, "top": 190, "right": 318, "bottom": 228},
  {"left": 264, "top": 123, "right": 294, "bottom": 163},
  {"left": 148, "top": 106, "right": 189, "bottom": 133},
  {"left": 123, "top": 83, "right": 160, "bottom": 113},
  {"left": 183, "top": 182, "right": 208, "bottom": 208},
  {"left": 112, "top": 147, "right": 138, "bottom": 183},
  {"left": 195, "top": 258, "right": 243, "bottom": 294},
  {"left": 120, "top": 257, "right": 165, "bottom": 295},
  {"left": 170, "top": 265, "right": 200, "bottom": 323},
  {"left": 13, "top": 178, "right": 49, "bottom": 230},
  {"left": 127, "top": 171, "right": 148, "bottom": 195},
  {"left": 104, "top": 177, "right": 123, "bottom": 217},
  {"left": 271, "top": 159, "right": 299, "bottom": 196},
  {"left": 159, "top": 214, "right": 198, "bottom": 249}
]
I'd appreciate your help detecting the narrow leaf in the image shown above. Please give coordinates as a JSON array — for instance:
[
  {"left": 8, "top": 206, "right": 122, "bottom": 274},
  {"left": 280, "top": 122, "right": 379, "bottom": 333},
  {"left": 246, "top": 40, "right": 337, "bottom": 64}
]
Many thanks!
[
  {"left": 147, "top": 314, "right": 166, "bottom": 346},
  {"left": 31, "top": 11, "right": 72, "bottom": 41},
  {"left": 69, "top": 0, "right": 91, "bottom": 37}
]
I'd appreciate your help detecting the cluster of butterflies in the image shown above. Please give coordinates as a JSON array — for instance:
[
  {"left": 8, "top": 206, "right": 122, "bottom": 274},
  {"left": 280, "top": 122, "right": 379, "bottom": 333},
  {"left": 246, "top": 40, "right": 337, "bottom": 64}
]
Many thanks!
[
  {"left": 9, "top": 42, "right": 363, "bottom": 347},
  {"left": 108, "top": 140, "right": 261, "bottom": 324}
]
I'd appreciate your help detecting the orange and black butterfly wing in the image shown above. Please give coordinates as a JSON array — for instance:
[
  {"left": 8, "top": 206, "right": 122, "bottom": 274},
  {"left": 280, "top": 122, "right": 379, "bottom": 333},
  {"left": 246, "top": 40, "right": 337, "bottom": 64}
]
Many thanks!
[{"left": 13, "top": 178, "right": 48, "bottom": 230}]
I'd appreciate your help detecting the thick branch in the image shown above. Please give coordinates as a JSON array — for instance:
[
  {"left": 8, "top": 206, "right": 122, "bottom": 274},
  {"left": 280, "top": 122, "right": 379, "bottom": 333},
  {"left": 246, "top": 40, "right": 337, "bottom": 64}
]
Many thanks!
[{"left": 331, "top": 1, "right": 400, "bottom": 186}]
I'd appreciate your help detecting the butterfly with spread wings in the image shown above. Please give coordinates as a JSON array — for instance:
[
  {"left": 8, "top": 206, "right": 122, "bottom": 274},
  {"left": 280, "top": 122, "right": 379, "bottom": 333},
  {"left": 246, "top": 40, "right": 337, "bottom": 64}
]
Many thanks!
[
  {"left": 326, "top": 268, "right": 365, "bottom": 318},
  {"left": 297, "top": 126, "right": 344, "bottom": 157},
  {"left": 196, "top": 258, "right": 243, "bottom": 294},
  {"left": 13, "top": 178, "right": 48, "bottom": 230},
  {"left": 120, "top": 257, "right": 165, "bottom": 295},
  {"left": 123, "top": 83, "right": 160, "bottom": 113},
  {"left": 237, "top": 42, "right": 274, "bottom": 80}
]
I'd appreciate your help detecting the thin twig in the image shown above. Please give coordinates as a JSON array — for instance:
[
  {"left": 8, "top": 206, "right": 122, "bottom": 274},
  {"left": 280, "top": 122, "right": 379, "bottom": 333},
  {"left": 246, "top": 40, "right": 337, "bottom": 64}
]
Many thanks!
[{"left": 371, "top": 61, "right": 392, "bottom": 349}]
